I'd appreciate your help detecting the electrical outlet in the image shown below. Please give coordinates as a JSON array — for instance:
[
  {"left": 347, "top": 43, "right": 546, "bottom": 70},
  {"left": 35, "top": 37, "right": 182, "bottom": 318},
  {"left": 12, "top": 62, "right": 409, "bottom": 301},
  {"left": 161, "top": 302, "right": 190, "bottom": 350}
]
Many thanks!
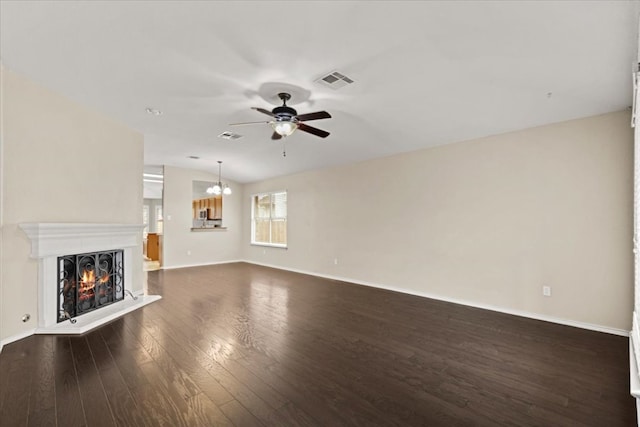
[
  {"left": 542, "top": 286, "right": 551, "bottom": 297},
  {"left": 334, "top": 258, "right": 338, "bottom": 265},
  {"left": 187, "top": 250, "right": 191, "bottom": 256}
]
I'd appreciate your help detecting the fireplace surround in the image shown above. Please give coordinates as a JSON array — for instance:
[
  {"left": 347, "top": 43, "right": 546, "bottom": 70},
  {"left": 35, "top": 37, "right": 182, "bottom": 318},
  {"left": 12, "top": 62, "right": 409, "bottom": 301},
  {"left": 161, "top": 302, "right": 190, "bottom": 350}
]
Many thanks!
[{"left": 20, "top": 223, "right": 161, "bottom": 334}]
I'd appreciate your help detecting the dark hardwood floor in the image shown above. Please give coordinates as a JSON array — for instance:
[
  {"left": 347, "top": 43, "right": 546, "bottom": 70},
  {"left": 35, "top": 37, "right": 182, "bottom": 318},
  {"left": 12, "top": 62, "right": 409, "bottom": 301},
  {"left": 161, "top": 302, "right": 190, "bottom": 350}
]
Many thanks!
[{"left": 0, "top": 262, "right": 635, "bottom": 426}]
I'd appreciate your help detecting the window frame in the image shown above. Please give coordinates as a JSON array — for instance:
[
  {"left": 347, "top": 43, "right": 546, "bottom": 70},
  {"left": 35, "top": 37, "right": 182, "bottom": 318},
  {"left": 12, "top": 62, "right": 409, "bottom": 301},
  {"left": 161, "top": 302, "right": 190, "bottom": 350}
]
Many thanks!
[
  {"left": 142, "top": 205, "right": 150, "bottom": 238},
  {"left": 251, "top": 190, "right": 288, "bottom": 248},
  {"left": 155, "top": 205, "right": 163, "bottom": 234}
]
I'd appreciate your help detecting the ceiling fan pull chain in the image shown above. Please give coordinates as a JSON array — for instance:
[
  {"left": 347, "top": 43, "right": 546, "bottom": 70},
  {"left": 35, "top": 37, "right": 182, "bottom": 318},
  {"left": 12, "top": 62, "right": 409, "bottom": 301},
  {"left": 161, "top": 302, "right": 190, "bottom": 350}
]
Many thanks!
[{"left": 282, "top": 141, "right": 287, "bottom": 157}]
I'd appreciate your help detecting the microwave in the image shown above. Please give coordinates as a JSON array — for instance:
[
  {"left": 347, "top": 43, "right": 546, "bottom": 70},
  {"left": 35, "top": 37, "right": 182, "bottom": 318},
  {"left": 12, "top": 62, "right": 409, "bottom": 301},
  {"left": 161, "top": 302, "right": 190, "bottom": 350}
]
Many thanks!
[{"left": 198, "top": 209, "right": 208, "bottom": 219}]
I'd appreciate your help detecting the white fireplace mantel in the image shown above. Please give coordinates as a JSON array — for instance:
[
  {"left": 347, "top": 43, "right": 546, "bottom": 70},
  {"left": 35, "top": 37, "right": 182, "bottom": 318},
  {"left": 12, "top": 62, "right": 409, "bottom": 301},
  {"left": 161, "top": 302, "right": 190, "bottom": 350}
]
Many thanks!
[
  {"left": 20, "top": 222, "right": 143, "bottom": 258},
  {"left": 19, "top": 222, "right": 160, "bottom": 334}
]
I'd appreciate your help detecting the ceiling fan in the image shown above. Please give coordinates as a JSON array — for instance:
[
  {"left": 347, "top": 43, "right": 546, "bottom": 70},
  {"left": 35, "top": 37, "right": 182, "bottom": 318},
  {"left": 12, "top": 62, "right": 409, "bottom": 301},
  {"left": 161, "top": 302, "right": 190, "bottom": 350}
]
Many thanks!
[{"left": 230, "top": 92, "right": 331, "bottom": 140}]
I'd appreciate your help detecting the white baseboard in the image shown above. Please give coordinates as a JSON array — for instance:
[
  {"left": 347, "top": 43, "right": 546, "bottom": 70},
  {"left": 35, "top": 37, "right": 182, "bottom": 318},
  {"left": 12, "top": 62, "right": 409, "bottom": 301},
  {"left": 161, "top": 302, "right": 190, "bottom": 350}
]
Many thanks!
[
  {"left": 161, "top": 259, "right": 243, "bottom": 270},
  {"left": 242, "top": 260, "right": 630, "bottom": 337},
  {"left": 0, "top": 328, "right": 36, "bottom": 352},
  {"left": 630, "top": 336, "right": 640, "bottom": 424},
  {"left": 3, "top": 259, "right": 625, "bottom": 354},
  {"left": 34, "top": 295, "right": 161, "bottom": 335},
  {"left": 0, "top": 290, "right": 158, "bottom": 352}
]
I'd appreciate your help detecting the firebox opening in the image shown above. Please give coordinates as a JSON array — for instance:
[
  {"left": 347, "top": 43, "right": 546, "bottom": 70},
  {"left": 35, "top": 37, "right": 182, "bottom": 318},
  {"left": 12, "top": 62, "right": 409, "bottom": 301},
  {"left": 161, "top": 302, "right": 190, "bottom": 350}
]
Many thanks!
[{"left": 57, "top": 250, "right": 124, "bottom": 323}]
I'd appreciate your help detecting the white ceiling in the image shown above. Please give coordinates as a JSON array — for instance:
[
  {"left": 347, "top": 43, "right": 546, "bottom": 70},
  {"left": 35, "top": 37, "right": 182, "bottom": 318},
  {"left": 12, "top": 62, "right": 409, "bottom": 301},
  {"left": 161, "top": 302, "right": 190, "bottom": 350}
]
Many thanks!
[{"left": 1, "top": 1, "right": 638, "bottom": 183}]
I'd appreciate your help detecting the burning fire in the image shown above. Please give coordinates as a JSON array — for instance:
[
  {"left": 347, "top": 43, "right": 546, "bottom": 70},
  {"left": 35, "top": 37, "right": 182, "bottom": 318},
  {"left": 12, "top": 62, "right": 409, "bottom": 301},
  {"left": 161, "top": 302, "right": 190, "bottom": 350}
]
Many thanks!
[{"left": 78, "top": 269, "right": 109, "bottom": 301}]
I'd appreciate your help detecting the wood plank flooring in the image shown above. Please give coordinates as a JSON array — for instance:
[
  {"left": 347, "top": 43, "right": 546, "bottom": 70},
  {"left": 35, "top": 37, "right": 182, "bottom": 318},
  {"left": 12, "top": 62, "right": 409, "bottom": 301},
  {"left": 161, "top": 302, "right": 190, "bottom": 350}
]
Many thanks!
[{"left": 0, "top": 262, "right": 635, "bottom": 426}]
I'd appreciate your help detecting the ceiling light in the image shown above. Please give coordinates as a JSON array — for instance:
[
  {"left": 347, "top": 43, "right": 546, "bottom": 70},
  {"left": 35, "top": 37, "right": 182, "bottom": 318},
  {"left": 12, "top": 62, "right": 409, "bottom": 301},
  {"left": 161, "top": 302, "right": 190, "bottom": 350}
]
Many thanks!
[
  {"left": 206, "top": 161, "right": 232, "bottom": 196},
  {"left": 272, "top": 120, "right": 298, "bottom": 137},
  {"left": 206, "top": 184, "right": 221, "bottom": 195},
  {"left": 145, "top": 107, "right": 162, "bottom": 116}
]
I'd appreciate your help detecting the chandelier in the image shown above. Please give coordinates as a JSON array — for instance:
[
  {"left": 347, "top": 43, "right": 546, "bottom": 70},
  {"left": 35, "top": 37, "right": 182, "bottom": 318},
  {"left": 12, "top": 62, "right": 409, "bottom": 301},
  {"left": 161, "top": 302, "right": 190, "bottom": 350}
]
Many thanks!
[{"left": 206, "top": 161, "right": 232, "bottom": 195}]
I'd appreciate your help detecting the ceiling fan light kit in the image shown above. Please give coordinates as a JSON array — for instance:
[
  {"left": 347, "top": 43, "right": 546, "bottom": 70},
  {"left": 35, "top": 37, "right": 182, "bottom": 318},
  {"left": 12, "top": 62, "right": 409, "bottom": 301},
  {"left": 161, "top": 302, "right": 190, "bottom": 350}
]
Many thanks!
[
  {"left": 231, "top": 92, "right": 332, "bottom": 140},
  {"left": 272, "top": 120, "right": 298, "bottom": 137}
]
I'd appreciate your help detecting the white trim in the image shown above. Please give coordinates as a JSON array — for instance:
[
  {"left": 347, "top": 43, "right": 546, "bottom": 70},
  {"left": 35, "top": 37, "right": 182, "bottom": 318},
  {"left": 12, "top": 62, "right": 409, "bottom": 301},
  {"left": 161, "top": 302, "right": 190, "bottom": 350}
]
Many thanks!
[
  {"left": 250, "top": 243, "right": 288, "bottom": 249},
  {"left": 630, "top": 337, "right": 640, "bottom": 423},
  {"left": 0, "top": 76, "right": 4, "bottom": 357},
  {"left": 19, "top": 222, "right": 144, "bottom": 258},
  {"left": 243, "top": 260, "right": 630, "bottom": 337},
  {"left": 161, "top": 259, "right": 243, "bottom": 270},
  {"left": 0, "top": 328, "right": 37, "bottom": 351},
  {"left": 0, "top": 294, "right": 161, "bottom": 349},
  {"left": 35, "top": 293, "right": 160, "bottom": 335},
  {"left": 633, "top": 314, "right": 640, "bottom": 374},
  {"left": 633, "top": 69, "right": 638, "bottom": 128}
]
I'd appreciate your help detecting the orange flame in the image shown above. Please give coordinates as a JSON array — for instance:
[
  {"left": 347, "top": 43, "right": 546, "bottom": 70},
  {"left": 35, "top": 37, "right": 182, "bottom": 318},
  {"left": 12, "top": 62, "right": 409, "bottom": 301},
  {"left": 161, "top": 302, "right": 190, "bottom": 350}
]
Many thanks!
[
  {"left": 79, "top": 268, "right": 96, "bottom": 297},
  {"left": 78, "top": 269, "right": 109, "bottom": 301},
  {"left": 81, "top": 269, "right": 95, "bottom": 287}
]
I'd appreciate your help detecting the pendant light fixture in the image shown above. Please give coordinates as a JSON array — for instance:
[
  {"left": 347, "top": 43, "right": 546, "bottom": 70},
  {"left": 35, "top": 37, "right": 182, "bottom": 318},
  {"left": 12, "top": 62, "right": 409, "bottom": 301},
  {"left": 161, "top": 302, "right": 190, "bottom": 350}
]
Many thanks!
[{"left": 206, "top": 161, "right": 232, "bottom": 195}]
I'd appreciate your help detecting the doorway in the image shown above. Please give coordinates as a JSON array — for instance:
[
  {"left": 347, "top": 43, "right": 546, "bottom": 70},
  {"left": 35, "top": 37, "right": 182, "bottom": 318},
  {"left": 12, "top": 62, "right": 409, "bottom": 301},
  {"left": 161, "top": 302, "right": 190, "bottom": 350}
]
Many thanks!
[{"left": 143, "top": 166, "right": 164, "bottom": 271}]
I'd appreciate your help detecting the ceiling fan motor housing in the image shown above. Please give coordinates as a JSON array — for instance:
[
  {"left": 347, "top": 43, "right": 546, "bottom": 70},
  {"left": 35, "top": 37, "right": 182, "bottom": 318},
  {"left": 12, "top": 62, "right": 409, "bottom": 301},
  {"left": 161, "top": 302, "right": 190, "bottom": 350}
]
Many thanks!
[
  {"left": 273, "top": 93, "right": 297, "bottom": 119},
  {"left": 272, "top": 105, "right": 298, "bottom": 119}
]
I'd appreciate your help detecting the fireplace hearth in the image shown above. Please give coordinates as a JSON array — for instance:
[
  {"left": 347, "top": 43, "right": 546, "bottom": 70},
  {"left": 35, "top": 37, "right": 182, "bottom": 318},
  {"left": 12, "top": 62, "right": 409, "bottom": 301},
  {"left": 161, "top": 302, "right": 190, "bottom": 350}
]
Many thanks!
[{"left": 58, "top": 250, "right": 125, "bottom": 323}]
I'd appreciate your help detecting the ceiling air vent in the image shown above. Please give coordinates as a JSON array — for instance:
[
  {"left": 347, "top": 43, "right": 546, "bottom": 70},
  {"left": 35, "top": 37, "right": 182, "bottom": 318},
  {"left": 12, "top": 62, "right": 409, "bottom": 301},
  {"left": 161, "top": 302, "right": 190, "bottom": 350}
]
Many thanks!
[
  {"left": 315, "top": 71, "right": 354, "bottom": 90},
  {"left": 218, "top": 131, "right": 243, "bottom": 140}
]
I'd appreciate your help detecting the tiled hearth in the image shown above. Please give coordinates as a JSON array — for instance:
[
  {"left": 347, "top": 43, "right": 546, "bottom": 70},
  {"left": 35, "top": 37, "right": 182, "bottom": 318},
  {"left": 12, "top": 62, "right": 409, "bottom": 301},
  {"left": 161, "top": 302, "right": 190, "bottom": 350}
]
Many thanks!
[{"left": 20, "top": 223, "right": 161, "bottom": 334}]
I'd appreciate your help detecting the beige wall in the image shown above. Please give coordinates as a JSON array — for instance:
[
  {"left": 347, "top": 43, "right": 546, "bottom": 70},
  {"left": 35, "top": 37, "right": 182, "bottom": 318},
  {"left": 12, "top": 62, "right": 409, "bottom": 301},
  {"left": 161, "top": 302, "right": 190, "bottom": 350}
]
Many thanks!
[
  {"left": 242, "top": 110, "right": 633, "bottom": 331},
  {"left": 162, "top": 165, "right": 242, "bottom": 268},
  {"left": 0, "top": 65, "right": 631, "bottom": 339},
  {"left": 0, "top": 67, "right": 144, "bottom": 342}
]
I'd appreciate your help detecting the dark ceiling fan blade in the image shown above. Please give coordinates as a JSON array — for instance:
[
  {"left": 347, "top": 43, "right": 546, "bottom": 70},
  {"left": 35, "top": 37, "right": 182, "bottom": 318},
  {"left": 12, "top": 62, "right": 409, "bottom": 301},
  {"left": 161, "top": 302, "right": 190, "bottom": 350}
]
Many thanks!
[
  {"left": 298, "top": 122, "right": 330, "bottom": 138},
  {"left": 271, "top": 131, "right": 282, "bottom": 140},
  {"left": 229, "top": 120, "right": 271, "bottom": 126},
  {"left": 252, "top": 107, "right": 277, "bottom": 117},
  {"left": 295, "top": 111, "right": 332, "bottom": 122}
]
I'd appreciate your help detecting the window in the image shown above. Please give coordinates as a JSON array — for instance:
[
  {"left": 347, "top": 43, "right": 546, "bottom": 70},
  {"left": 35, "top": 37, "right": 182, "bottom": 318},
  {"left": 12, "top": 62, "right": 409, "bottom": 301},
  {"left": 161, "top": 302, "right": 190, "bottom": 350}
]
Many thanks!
[
  {"left": 252, "top": 191, "right": 287, "bottom": 247},
  {"left": 142, "top": 205, "right": 150, "bottom": 238},
  {"left": 155, "top": 205, "right": 163, "bottom": 234}
]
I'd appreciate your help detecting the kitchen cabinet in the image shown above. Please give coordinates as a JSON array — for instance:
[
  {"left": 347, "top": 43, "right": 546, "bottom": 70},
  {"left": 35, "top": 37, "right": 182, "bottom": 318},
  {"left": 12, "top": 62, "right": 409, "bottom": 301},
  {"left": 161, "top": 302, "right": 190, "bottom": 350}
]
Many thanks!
[
  {"left": 147, "top": 233, "right": 161, "bottom": 261},
  {"left": 192, "top": 196, "right": 223, "bottom": 220},
  {"left": 212, "top": 197, "right": 222, "bottom": 219}
]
